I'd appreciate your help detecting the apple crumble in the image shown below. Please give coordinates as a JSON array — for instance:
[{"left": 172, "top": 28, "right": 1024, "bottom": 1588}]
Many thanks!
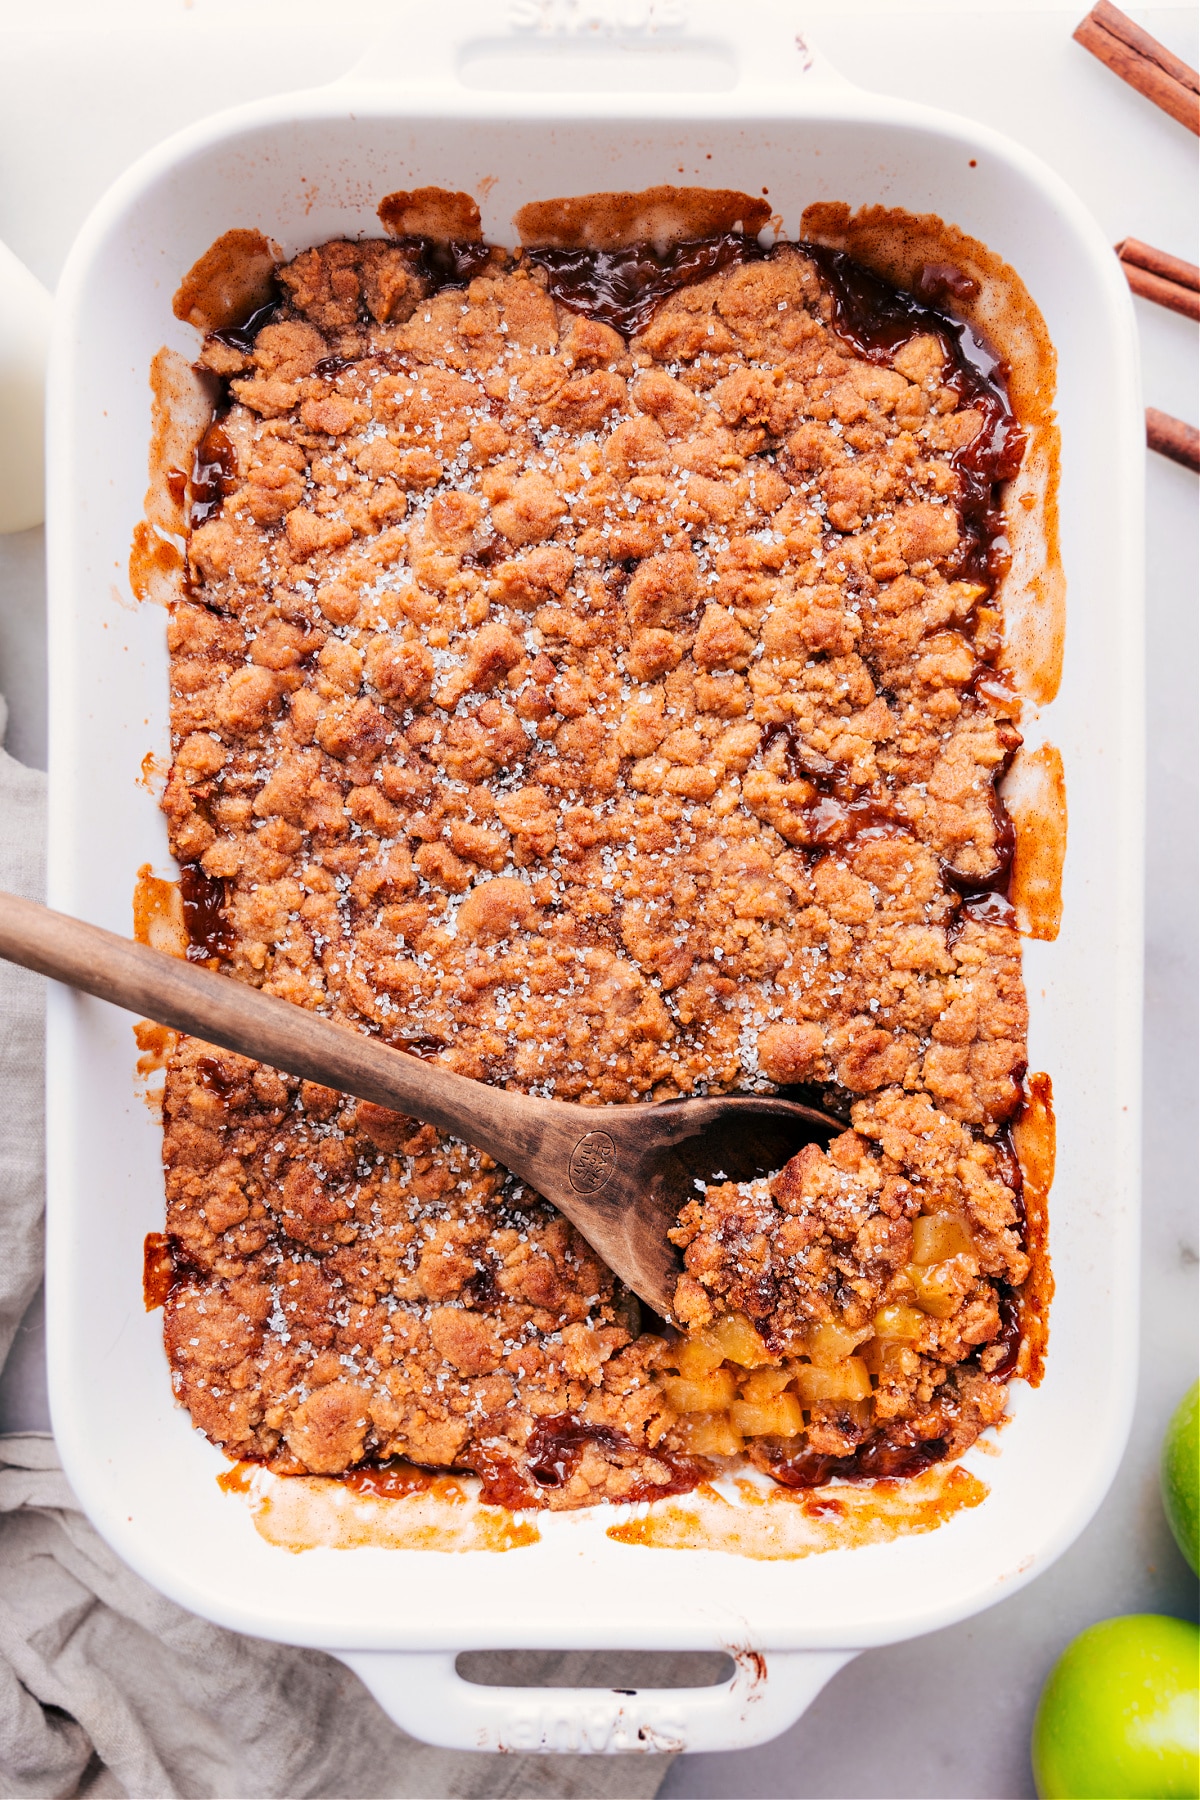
[{"left": 157, "top": 224, "right": 1036, "bottom": 1508}]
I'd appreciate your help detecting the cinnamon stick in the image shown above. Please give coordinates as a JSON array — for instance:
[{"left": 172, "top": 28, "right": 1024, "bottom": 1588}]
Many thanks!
[
  {"left": 1075, "top": 2, "right": 1200, "bottom": 134},
  {"left": 1146, "top": 408, "right": 1200, "bottom": 473},
  {"left": 1116, "top": 238, "right": 1200, "bottom": 289},
  {"left": 1116, "top": 239, "right": 1200, "bottom": 321}
]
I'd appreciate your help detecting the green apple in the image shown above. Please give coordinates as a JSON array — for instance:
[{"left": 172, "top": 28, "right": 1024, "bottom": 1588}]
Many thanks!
[
  {"left": 1162, "top": 1380, "right": 1199, "bottom": 1575},
  {"left": 1032, "top": 1614, "right": 1199, "bottom": 1799}
]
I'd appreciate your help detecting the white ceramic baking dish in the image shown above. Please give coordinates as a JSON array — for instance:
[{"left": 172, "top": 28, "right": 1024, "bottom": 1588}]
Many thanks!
[{"left": 44, "top": 0, "right": 1145, "bottom": 1755}]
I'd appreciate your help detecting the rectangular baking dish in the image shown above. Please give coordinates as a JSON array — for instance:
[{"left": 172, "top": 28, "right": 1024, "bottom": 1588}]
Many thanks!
[{"left": 44, "top": 0, "right": 1144, "bottom": 1755}]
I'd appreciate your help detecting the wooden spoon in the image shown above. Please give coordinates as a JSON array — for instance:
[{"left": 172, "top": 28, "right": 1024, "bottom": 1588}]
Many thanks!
[{"left": 0, "top": 890, "right": 839, "bottom": 1321}]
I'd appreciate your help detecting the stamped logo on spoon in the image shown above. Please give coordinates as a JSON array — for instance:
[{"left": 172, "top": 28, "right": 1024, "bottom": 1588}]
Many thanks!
[{"left": 569, "top": 1130, "right": 617, "bottom": 1194}]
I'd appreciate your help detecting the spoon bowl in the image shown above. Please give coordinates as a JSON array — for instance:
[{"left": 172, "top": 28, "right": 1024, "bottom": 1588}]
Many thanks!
[{"left": 496, "top": 1088, "right": 839, "bottom": 1321}]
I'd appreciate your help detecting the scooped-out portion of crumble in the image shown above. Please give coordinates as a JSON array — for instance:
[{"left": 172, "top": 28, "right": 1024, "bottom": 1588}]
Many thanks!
[{"left": 157, "top": 226, "right": 1036, "bottom": 1508}]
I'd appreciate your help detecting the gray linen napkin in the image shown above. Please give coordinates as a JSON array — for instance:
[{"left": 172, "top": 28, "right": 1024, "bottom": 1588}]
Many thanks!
[
  {"left": 0, "top": 705, "right": 682, "bottom": 1800},
  {"left": 0, "top": 711, "right": 45, "bottom": 1382}
]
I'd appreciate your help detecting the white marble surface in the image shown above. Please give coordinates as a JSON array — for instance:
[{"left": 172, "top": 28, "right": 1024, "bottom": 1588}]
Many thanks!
[{"left": 0, "top": 5, "right": 1195, "bottom": 1795}]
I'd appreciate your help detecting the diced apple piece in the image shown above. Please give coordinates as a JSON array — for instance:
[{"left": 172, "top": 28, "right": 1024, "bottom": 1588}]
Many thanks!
[
  {"left": 669, "top": 1333, "right": 726, "bottom": 1379},
  {"left": 730, "top": 1393, "right": 805, "bottom": 1438},
  {"left": 872, "top": 1303, "right": 925, "bottom": 1341},
  {"left": 660, "top": 1368, "right": 738, "bottom": 1413},
  {"left": 707, "top": 1311, "right": 773, "bottom": 1368},
  {"left": 674, "top": 1412, "right": 744, "bottom": 1457},
  {"left": 794, "top": 1358, "right": 874, "bottom": 1405},
  {"left": 912, "top": 1212, "right": 975, "bottom": 1265},
  {"left": 738, "top": 1367, "right": 796, "bottom": 1403},
  {"left": 805, "top": 1321, "right": 873, "bottom": 1367},
  {"left": 909, "top": 1253, "right": 976, "bottom": 1319},
  {"left": 860, "top": 1337, "right": 917, "bottom": 1378}
]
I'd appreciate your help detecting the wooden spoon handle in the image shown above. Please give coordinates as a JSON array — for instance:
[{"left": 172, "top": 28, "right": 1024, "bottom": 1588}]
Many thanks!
[{"left": 0, "top": 888, "right": 540, "bottom": 1159}]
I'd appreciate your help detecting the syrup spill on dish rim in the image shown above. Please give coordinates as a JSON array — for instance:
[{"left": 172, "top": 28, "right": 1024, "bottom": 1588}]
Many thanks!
[{"left": 214, "top": 1450, "right": 985, "bottom": 1559}]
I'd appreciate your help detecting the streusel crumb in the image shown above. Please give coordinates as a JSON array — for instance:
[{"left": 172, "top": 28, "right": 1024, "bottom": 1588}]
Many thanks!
[{"left": 160, "top": 231, "right": 1033, "bottom": 1504}]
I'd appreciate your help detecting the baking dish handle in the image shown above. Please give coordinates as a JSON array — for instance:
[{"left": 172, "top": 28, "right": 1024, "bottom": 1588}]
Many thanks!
[
  {"left": 335, "top": 1647, "right": 856, "bottom": 1754},
  {"left": 336, "top": 0, "right": 851, "bottom": 99}
]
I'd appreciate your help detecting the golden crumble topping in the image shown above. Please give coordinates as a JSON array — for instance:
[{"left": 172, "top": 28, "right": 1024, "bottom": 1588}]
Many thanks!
[{"left": 158, "top": 231, "right": 1033, "bottom": 1507}]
